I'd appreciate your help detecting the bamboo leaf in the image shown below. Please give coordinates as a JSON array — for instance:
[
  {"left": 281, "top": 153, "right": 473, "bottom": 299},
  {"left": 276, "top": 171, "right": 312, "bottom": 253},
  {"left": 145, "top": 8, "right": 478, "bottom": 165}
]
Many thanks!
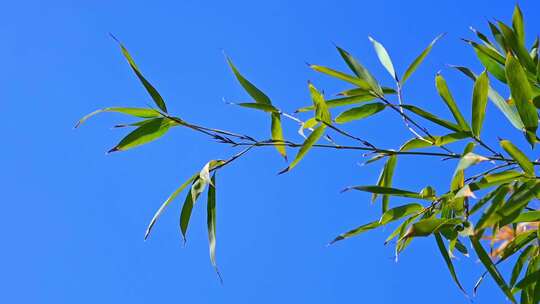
[
  {"left": 279, "top": 125, "right": 326, "bottom": 174},
  {"left": 112, "top": 38, "right": 168, "bottom": 113},
  {"left": 379, "top": 203, "right": 423, "bottom": 224},
  {"left": 380, "top": 155, "right": 398, "bottom": 212},
  {"left": 295, "top": 95, "right": 379, "bottom": 113},
  {"left": 399, "top": 132, "right": 468, "bottom": 151},
  {"left": 336, "top": 46, "right": 383, "bottom": 95},
  {"left": 144, "top": 173, "right": 198, "bottom": 240},
  {"left": 500, "top": 139, "right": 535, "bottom": 176},
  {"left": 512, "top": 211, "right": 540, "bottom": 223},
  {"left": 505, "top": 54, "right": 538, "bottom": 146},
  {"left": 207, "top": 173, "right": 222, "bottom": 282},
  {"left": 75, "top": 107, "right": 161, "bottom": 128},
  {"left": 309, "top": 82, "right": 331, "bottom": 124},
  {"left": 471, "top": 71, "right": 489, "bottom": 137},
  {"left": 339, "top": 87, "right": 396, "bottom": 97},
  {"left": 401, "top": 105, "right": 462, "bottom": 132},
  {"left": 402, "top": 34, "right": 444, "bottom": 84},
  {"left": 403, "top": 218, "right": 462, "bottom": 238},
  {"left": 335, "top": 103, "right": 386, "bottom": 124},
  {"left": 512, "top": 4, "right": 525, "bottom": 46},
  {"left": 310, "top": 65, "right": 370, "bottom": 89},
  {"left": 328, "top": 221, "right": 381, "bottom": 245},
  {"left": 233, "top": 102, "right": 279, "bottom": 113},
  {"left": 108, "top": 118, "right": 171, "bottom": 153},
  {"left": 455, "top": 152, "right": 489, "bottom": 174},
  {"left": 471, "top": 44, "right": 507, "bottom": 83},
  {"left": 435, "top": 233, "right": 468, "bottom": 295},
  {"left": 345, "top": 186, "right": 431, "bottom": 200},
  {"left": 368, "top": 36, "right": 397, "bottom": 80},
  {"left": 470, "top": 236, "right": 517, "bottom": 303},
  {"left": 227, "top": 57, "right": 272, "bottom": 105},
  {"left": 499, "top": 21, "right": 536, "bottom": 73},
  {"left": 435, "top": 74, "right": 471, "bottom": 131},
  {"left": 271, "top": 113, "right": 287, "bottom": 159},
  {"left": 510, "top": 245, "right": 534, "bottom": 287}
]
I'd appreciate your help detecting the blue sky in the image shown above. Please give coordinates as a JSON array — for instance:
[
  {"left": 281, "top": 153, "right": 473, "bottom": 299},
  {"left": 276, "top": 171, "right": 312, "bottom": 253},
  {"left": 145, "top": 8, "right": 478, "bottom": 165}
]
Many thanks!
[{"left": 2, "top": 1, "right": 539, "bottom": 303}]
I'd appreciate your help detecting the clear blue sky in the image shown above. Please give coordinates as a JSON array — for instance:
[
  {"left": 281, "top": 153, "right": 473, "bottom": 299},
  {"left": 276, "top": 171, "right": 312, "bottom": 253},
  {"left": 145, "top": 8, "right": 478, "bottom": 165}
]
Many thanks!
[{"left": 2, "top": 1, "right": 539, "bottom": 303}]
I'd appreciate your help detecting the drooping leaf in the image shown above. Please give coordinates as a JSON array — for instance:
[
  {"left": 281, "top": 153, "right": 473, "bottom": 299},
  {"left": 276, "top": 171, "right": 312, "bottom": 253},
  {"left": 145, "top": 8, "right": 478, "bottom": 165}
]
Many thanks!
[
  {"left": 206, "top": 173, "right": 221, "bottom": 281},
  {"left": 401, "top": 104, "right": 462, "bottom": 132},
  {"left": 471, "top": 71, "right": 490, "bottom": 137},
  {"left": 75, "top": 107, "right": 161, "bottom": 128},
  {"left": 113, "top": 38, "right": 168, "bottom": 113},
  {"left": 227, "top": 57, "right": 272, "bottom": 105},
  {"left": 334, "top": 103, "right": 386, "bottom": 124},
  {"left": 180, "top": 180, "right": 197, "bottom": 243},
  {"left": 368, "top": 36, "right": 397, "bottom": 80},
  {"left": 144, "top": 173, "right": 198, "bottom": 240},
  {"left": 108, "top": 117, "right": 171, "bottom": 153},
  {"left": 434, "top": 233, "right": 468, "bottom": 295},
  {"left": 335, "top": 46, "right": 383, "bottom": 96},
  {"left": 279, "top": 124, "right": 326, "bottom": 174},
  {"left": 500, "top": 139, "right": 534, "bottom": 176},
  {"left": 435, "top": 74, "right": 471, "bottom": 131},
  {"left": 401, "top": 34, "right": 444, "bottom": 84},
  {"left": 510, "top": 245, "right": 534, "bottom": 287},
  {"left": 380, "top": 155, "right": 398, "bottom": 212},
  {"left": 470, "top": 236, "right": 517, "bottom": 303},
  {"left": 384, "top": 214, "right": 420, "bottom": 244},
  {"left": 271, "top": 113, "right": 287, "bottom": 159}
]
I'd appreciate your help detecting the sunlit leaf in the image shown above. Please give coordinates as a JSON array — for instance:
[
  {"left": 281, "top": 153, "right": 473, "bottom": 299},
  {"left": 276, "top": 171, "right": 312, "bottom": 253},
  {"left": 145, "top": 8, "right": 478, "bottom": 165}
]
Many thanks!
[
  {"left": 470, "top": 236, "right": 516, "bottom": 303},
  {"left": 401, "top": 104, "right": 462, "bottom": 132},
  {"left": 434, "top": 233, "right": 468, "bottom": 295},
  {"left": 455, "top": 152, "right": 489, "bottom": 173},
  {"left": 279, "top": 125, "right": 326, "bottom": 174},
  {"left": 368, "top": 36, "right": 397, "bottom": 80},
  {"left": 380, "top": 155, "right": 397, "bottom": 212},
  {"left": 310, "top": 65, "right": 370, "bottom": 89},
  {"left": 345, "top": 186, "right": 431, "bottom": 200},
  {"left": 112, "top": 37, "right": 168, "bottom": 113},
  {"left": 379, "top": 203, "right": 423, "bottom": 224},
  {"left": 512, "top": 211, "right": 540, "bottom": 223},
  {"left": 336, "top": 46, "right": 383, "bottom": 96},
  {"left": 403, "top": 218, "right": 461, "bottom": 238},
  {"left": 233, "top": 102, "right": 279, "bottom": 113},
  {"left": 227, "top": 57, "right": 272, "bottom": 105},
  {"left": 295, "top": 95, "right": 379, "bottom": 113},
  {"left": 401, "top": 34, "right": 444, "bottom": 84},
  {"left": 207, "top": 173, "right": 222, "bottom": 282},
  {"left": 144, "top": 173, "right": 198, "bottom": 240},
  {"left": 75, "top": 107, "right": 161, "bottom": 128},
  {"left": 309, "top": 82, "right": 331, "bottom": 124},
  {"left": 471, "top": 71, "right": 489, "bottom": 137},
  {"left": 334, "top": 103, "right": 385, "bottom": 124},
  {"left": 271, "top": 113, "right": 287, "bottom": 159},
  {"left": 500, "top": 139, "right": 534, "bottom": 176},
  {"left": 108, "top": 117, "right": 171, "bottom": 153},
  {"left": 499, "top": 21, "right": 536, "bottom": 72},
  {"left": 435, "top": 74, "right": 471, "bottom": 131},
  {"left": 512, "top": 4, "right": 525, "bottom": 46},
  {"left": 328, "top": 221, "right": 381, "bottom": 245},
  {"left": 399, "top": 132, "right": 468, "bottom": 151}
]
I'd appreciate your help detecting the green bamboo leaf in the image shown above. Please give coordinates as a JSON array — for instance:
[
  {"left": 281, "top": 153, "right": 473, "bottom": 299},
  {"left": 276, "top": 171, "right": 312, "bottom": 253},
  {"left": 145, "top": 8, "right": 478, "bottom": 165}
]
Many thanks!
[
  {"left": 470, "top": 236, "right": 517, "bottom": 303},
  {"left": 271, "top": 113, "right": 287, "bottom": 159},
  {"left": 487, "top": 181, "right": 540, "bottom": 227},
  {"left": 512, "top": 4, "right": 525, "bottom": 46},
  {"left": 472, "top": 46, "right": 507, "bottom": 83},
  {"left": 368, "top": 36, "right": 397, "bottom": 80},
  {"left": 328, "top": 221, "right": 381, "bottom": 245},
  {"left": 512, "top": 211, "right": 540, "bottom": 223},
  {"left": 112, "top": 37, "right": 168, "bottom": 113},
  {"left": 384, "top": 214, "right": 420, "bottom": 244},
  {"left": 469, "top": 185, "right": 505, "bottom": 215},
  {"left": 399, "top": 132, "right": 468, "bottom": 151},
  {"left": 309, "top": 82, "right": 331, "bottom": 124},
  {"left": 488, "top": 22, "right": 508, "bottom": 53},
  {"left": 474, "top": 184, "right": 510, "bottom": 231},
  {"left": 380, "top": 155, "right": 397, "bottom": 212},
  {"left": 339, "top": 87, "right": 396, "bottom": 97},
  {"left": 310, "top": 65, "right": 370, "bottom": 89},
  {"left": 403, "top": 218, "right": 462, "bottom": 238},
  {"left": 499, "top": 21, "right": 536, "bottom": 73},
  {"left": 515, "top": 270, "right": 540, "bottom": 290},
  {"left": 510, "top": 245, "right": 534, "bottom": 287},
  {"left": 498, "top": 231, "right": 536, "bottom": 260},
  {"left": 144, "top": 173, "right": 198, "bottom": 240},
  {"left": 435, "top": 74, "right": 471, "bottom": 131},
  {"left": 379, "top": 203, "right": 423, "bottom": 224},
  {"left": 468, "top": 170, "right": 523, "bottom": 192},
  {"left": 179, "top": 180, "right": 197, "bottom": 243},
  {"left": 207, "top": 173, "right": 222, "bottom": 282},
  {"left": 469, "top": 26, "right": 499, "bottom": 52},
  {"left": 465, "top": 39, "right": 505, "bottom": 64},
  {"left": 108, "top": 117, "right": 171, "bottom": 153},
  {"left": 345, "top": 186, "right": 431, "bottom": 200},
  {"left": 233, "top": 102, "right": 279, "bottom": 113},
  {"left": 401, "top": 104, "right": 462, "bottom": 132},
  {"left": 434, "top": 233, "right": 468, "bottom": 295},
  {"left": 227, "top": 57, "right": 272, "bottom": 105},
  {"left": 336, "top": 46, "right": 383, "bottom": 96},
  {"left": 401, "top": 34, "right": 444, "bottom": 84},
  {"left": 279, "top": 125, "right": 326, "bottom": 174},
  {"left": 75, "top": 107, "right": 161, "bottom": 128},
  {"left": 334, "top": 103, "right": 386, "bottom": 124},
  {"left": 450, "top": 65, "right": 525, "bottom": 130},
  {"left": 113, "top": 118, "right": 164, "bottom": 128},
  {"left": 295, "top": 95, "right": 378, "bottom": 113},
  {"left": 505, "top": 54, "right": 538, "bottom": 145},
  {"left": 472, "top": 71, "right": 490, "bottom": 137},
  {"left": 500, "top": 139, "right": 534, "bottom": 176}
]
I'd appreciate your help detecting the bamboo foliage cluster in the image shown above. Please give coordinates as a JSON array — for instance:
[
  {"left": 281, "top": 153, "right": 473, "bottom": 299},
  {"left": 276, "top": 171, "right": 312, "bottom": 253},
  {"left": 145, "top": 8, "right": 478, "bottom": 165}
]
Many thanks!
[{"left": 77, "top": 6, "right": 540, "bottom": 303}]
